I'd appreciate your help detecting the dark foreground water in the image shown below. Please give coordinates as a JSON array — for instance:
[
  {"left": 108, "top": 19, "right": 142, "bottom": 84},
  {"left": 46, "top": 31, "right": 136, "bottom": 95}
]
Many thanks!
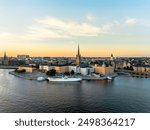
[{"left": 0, "top": 69, "right": 150, "bottom": 113}]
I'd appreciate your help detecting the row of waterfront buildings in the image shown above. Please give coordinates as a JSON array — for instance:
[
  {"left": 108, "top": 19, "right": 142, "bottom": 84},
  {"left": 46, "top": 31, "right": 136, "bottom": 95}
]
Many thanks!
[
  {"left": 39, "top": 45, "right": 114, "bottom": 76},
  {"left": 18, "top": 45, "right": 115, "bottom": 76},
  {"left": 0, "top": 45, "right": 150, "bottom": 75}
]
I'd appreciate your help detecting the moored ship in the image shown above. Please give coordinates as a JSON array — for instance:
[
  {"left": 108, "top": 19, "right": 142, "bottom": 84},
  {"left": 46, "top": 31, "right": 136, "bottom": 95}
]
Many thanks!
[{"left": 47, "top": 76, "right": 82, "bottom": 82}]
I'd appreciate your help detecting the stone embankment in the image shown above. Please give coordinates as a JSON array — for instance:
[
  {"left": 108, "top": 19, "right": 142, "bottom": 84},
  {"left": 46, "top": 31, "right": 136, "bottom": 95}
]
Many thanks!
[{"left": 9, "top": 71, "right": 47, "bottom": 80}]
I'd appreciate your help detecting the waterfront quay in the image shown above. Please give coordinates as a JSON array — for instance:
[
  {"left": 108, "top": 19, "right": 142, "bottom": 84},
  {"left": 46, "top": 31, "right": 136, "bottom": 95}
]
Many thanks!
[
  {"left": 0, "top": 46, "right": 150, "bottom": 81},
  {"left": 9, "top": 69, "right": 117, "bottom": 81},
  {"left": 9, "top": 71, "right": 47, "bottom": 80},
  {"left": 116, "top": 70, "right": 150, "bottom": 78},
  {"left": 0, "top": 65, "right": 18, "bottom": 69},
  {"left": 82, "top": 73, "right": 118, "bottom": 80},
  {"left": 8, "top": 69, "right": 149, "bottom": 81}
]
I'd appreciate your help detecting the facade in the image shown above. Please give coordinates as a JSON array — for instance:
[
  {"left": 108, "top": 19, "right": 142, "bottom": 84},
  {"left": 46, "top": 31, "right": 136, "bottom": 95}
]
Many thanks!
[
  {"left": 69, "top": 66, "right": 80, "bottom": 73},
  {"left": 18, "top": 66, "right": 35, "bottom": 73},
  {"left": 123, "top": 61, "right": 131, "bottom": 68},
  {"left": 115, "top": 62, "right": 124, "bottom": 69},
  {"left": 110, "top": 54, "right": 114, "bottom": 61},
  {"left": 76, "top": 45, "right": 81, "bottom": 66},
  {"left": 80, "top": 67, "right": 95, "bottom": 76},
  {"left": 93, "top": 63, "right": 114, "bottom": 75},
  {"left": 39, "top": 65, "right": 69, "bottom": 73},
  {"left": 17, "top": 55, "right": 30, "bottom": 60},
  {"left": 39, "top": 64, "right": 95, "bottom": 75},
  {"left": 54, "top": 66, "right": 69, "bottom": 73},
  {"left": 39, "top": 65, "right": 54, "bottom": 72},
  {"left": 2, "top": 52, "right": 9, "bottom": 66},
  {"left": 133, "top": 66, "right": 150, "bottom": 73},
  {"left": 0, "top": 59, "right": 2, "bottom": 65}
]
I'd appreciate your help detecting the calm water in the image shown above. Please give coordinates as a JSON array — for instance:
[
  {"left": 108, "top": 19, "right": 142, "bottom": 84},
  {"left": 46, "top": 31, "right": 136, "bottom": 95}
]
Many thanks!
[{"left": 0, "top": 69, "right": 150, "bottom": 113}]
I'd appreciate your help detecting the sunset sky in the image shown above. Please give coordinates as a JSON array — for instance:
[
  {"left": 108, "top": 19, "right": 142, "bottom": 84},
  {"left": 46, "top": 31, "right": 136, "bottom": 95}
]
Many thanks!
[{"left": 0, "top": 0, "right": 150, "bottom": 57}]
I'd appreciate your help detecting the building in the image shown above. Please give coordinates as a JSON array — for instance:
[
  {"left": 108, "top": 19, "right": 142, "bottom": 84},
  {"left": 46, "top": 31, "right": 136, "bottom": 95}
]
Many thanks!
[
  {"left": 93, "top": 63, "right": 115, "bottom": 75},
  {"left": 18, "top": 66, "right": 36, "bottom": 73},
  {"left": 76, "top": 45, "right": 81, "bottom": 66},
  {"left": 2, "top": 52, "right": 9, "bottom": 65},
  {"left": 39, "top": 65, "right": 54, "bottom": 72},
  {"left": 54, "top": 66, "right": 69, "bottom": 73},
  {"left": 110, "top": 54, "right": 114, "bottom": 61},
  {"left": 123, "top": 61, "right": 131, "bottom": 68},
  {"left": 133, "top": 65, "right": 150, "bottom": 73},
  {"left": 39, "top": 64, "right": 69, "bottom": 73},
  {"left": 17, "top": 55, "right": 30, "bottom": 60},
  {"left": 69, "top": 66, "right": 80, "bottom": 73},
  {"left": 69, "top": 65, "right": 94, "bottom": 75},
  {"left": 0, "top": 58, "right": 2, "bottom": 65},
  {"left": 80, "top": 67, "right": 94, "bottom": 76},
  {"left": 115, "top": 61, "right": 124, "bottom": 70}
]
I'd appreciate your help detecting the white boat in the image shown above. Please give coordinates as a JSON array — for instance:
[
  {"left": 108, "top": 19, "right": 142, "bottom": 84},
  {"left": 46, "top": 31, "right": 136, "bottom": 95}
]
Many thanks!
[
  {"left": 37, "top": 77, "right": 45, "bottom": 81},
  {"left": 106, "top": 76, "right": 112, "bottom": 80},
  {"left": 47, "top": 76, "right": 82, "bottom": 82}
]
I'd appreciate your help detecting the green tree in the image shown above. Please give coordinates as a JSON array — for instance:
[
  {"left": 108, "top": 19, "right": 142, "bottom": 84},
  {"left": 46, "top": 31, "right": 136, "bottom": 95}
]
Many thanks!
[
  {"left": 64, "top": 72, "right": 70, "bottom": 75},
  {"left": 70, "top": 70, "right": 75, "bottom": 75},
  {"left": 35, "top": 64, "right": 39, "bottom": 69},
  {"left": 15, "top": 69, "right": 26, "bottom": 73},
  {"left": 46, "top": 69, "right": 56, "bottom": 76}
]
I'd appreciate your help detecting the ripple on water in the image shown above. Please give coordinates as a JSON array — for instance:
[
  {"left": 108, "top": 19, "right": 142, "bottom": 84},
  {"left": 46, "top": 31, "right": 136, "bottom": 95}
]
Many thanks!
[{"left": 0, "top": 69, "right": 150, "bottom": 113}]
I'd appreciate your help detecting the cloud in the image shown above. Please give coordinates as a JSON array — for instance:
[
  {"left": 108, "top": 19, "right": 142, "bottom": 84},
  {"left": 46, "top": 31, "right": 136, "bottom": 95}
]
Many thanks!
[
  {"left": 86, "top": 14, "right": 96, "bottom": 21},
  {"left": 0, "top": 32, "right": 23, "bottom": 41},
  {"left": 26, "top": 16, "right": 112, "bottom": 39},
  {"left": 0, "top": 16, "right": 140, "bottom": 43},
  {"left": 125, "top": 17, "right": 137, "bottom": 25}
]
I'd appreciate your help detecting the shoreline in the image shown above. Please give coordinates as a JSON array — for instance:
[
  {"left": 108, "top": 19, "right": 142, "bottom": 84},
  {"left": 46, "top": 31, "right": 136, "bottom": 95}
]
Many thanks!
[
  {"left": 9, "top": 71, "right": 47, "bottom": 80},
  {"left": 0, "top": 66, "right": 18, "bottom": 69},
  {"left": 9, "top": 70, "right": 118, "bottom": 81}
]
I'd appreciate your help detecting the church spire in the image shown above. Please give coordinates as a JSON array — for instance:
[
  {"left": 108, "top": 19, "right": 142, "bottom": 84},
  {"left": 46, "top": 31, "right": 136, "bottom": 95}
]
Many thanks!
[
  {"left": 76, "top": 44, "right": 81, "bottom": 66},
  {"left": 78, "top": 44, "right": 80, "bottom": 56},
  {"left": 4, "top": 51, "right": 7, "bottom": 60}
]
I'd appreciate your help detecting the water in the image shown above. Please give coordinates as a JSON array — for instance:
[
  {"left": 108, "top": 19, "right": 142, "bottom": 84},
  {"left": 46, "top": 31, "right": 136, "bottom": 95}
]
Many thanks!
[{"left": 0, "top": 69, "right": 150, "bottom": 113}]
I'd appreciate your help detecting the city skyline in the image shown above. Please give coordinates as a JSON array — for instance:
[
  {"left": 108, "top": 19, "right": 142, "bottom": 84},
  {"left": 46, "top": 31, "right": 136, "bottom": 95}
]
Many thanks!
[{"left": 0, "top": 0, "right": 150, "bottom": 57}]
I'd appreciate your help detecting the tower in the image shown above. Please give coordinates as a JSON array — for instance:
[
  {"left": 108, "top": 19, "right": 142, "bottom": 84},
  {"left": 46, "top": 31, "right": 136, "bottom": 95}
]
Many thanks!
[
  {"left": 4, "top": 51, "right": 7, "bottom": 60},
  {"left": 76, "top": 44, "right": 81, "bottom": 66},
  {"left": 110, "top": 53, "right": 114, "bottom": 61},
  {"left": 2, "top": 51, "right": 9, "bottom": 65}
]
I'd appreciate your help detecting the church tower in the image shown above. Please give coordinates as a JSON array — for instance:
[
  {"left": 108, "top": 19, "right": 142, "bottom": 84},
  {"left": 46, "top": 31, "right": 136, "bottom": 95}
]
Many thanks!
[
  {"left": 110, "top": 53, "right": 114, "bottom": 61},
  {"left": 76, "top": 44, "right": 81, "bottom": 66},
  {"left": 2, "top": 51, "right": 9, "bottom": 66},
  {"left": 4, "top": 51, "right": 7, "bottom": 60}
]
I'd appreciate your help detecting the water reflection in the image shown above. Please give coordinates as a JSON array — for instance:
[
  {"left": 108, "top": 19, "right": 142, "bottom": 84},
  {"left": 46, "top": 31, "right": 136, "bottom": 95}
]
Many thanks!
[{"left": 0, "top": 69, "right": 150, "bottom": 113}]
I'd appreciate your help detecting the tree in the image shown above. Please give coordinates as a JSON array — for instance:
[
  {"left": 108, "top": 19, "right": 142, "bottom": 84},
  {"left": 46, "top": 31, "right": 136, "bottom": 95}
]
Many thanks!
[
  {"left": 35, "top": 64, "right": 39, "bottom": 69},
  {"left": 70, "top": 70, "right": 75, "bottom": 75},
  {"left": 46, "top": 69, "right": 56, "bottom": 76},
  {"left": 15, "top": 69, "right": 26, "bottom": 73},
  {"left": 64, "top": 72, "right": 70, "bottom": 75}
]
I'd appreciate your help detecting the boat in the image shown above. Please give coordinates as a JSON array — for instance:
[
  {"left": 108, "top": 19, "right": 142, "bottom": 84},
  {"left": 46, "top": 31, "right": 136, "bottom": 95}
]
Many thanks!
[
  {"left": 37, "top": 77, "right": 45, "bottom": 81},
  {"left": 106, "top": 76, "right": 112, "bottom": 80},
  {"left": 47, "top": 76, "right": 82, "bottom": 82}
]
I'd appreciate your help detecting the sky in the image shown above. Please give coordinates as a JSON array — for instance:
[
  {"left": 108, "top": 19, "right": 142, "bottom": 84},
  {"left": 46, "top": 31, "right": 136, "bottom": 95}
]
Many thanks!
[{"left": 0, "top": 0, "right": 150, "bottom": 57}]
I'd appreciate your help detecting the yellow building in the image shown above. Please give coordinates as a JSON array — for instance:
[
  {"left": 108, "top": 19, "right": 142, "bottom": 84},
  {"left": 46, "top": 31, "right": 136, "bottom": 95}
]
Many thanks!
[
  {"left": 39, "top": 65, "right": 54, "bottom": 72},
  {"left": 18, "top": 66, "right": 35, "bottom": 73},
  {"left": 93, "top": 63, "right": 115, "bottom": 75},
  {"left": 133, "top": 66, "right": 150, "bottom": 73},
  {"left": 54, "top": 66, "right": 69, "bottom": 73},
  {"left": 39, "top": 65, "right": 69, "bottom": 73}
]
